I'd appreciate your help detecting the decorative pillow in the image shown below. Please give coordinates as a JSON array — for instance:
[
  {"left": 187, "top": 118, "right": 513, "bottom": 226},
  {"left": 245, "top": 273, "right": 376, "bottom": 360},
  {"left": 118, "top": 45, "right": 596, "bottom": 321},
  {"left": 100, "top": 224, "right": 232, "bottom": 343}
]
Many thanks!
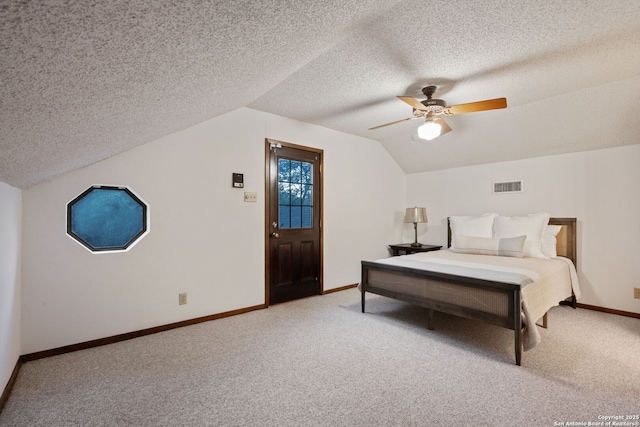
[
  {"left": 494, "top": 212, "right": 550, "bottom": 259},
  {"left": 452, "top": 234, "right": 526, "bottom": 258},
  {"left": 449, "top": 213, "right": 498, "bottom": 249},
  {"left": 541, "top": 224, "right": 562, "bottom": 259}
]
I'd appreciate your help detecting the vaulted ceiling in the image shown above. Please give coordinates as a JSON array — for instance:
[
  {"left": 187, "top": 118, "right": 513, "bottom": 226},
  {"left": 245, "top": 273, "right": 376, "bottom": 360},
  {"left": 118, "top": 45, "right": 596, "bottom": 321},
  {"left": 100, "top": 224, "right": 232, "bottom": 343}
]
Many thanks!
[{"left": 1, "top": 0, "right": 639, "bottom": 189}]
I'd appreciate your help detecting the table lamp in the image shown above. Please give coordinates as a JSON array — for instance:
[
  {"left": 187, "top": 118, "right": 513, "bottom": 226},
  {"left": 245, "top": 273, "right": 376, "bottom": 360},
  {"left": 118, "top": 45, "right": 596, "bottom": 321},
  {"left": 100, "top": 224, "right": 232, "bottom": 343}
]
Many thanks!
[{"left": 404, "top": 207, "right": 428, "bottom": 247}]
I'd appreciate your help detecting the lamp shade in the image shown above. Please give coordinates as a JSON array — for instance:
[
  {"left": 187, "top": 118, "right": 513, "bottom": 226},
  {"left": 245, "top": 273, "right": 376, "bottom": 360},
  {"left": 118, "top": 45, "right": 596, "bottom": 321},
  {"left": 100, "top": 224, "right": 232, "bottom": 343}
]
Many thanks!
[
  {"left": 404, "top": 207, "right": 428, "bottom": 223},
  {"left": 417, "top": 120, "right": 441, "bottom": 140}
]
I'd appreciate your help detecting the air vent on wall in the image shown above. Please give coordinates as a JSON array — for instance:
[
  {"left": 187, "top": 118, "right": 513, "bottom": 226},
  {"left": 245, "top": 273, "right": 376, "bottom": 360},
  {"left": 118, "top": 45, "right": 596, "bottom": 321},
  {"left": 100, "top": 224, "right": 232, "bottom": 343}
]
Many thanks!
[{"left": 492, "top": 180, "right": 523, "bottom": 194}]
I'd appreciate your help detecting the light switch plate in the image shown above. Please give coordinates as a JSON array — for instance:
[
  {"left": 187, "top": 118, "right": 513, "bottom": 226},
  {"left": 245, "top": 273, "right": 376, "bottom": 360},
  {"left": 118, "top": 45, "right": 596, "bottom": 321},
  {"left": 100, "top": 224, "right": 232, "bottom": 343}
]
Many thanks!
[{"left": 244, "top": 192, "right": 257, "bottom": 202}]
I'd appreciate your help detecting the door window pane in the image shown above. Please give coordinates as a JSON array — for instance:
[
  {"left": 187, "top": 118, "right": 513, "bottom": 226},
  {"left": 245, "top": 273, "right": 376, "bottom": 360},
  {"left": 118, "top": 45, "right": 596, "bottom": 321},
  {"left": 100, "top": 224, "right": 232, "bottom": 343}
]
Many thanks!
[
  {"left": 301, "top": 184, "right": 312, "bottom": 205},
  {"left": 290, "top": 206, "right": 302, "bottom": 228},
  {"left": 301, "top": 162, "right": 312, "bottom": 184},
  {"left": 291, "top": 161, "right": 301, "bottom": 182},
  {"left": 290, "top": 183, "right": 302, "bottom": 205},
  {"left": 278, "top": 158, "right": 313, "bottom": 229},
  {"left": 301, "top": 206, "right": 312, "bottom": 228},
  {"left": 278, "top": 182, "right": 290, "bottom": 205},
  {"left": 279, "top": 205, "right": 290, "bottom": 228},
  {"left": 278, "top": 159, "right": 290, "bottom": 181}
]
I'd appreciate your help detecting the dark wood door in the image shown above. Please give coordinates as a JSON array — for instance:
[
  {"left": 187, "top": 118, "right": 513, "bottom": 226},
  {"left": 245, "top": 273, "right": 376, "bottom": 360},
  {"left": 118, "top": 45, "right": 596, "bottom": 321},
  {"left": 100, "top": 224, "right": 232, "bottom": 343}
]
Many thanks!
[{"left": 266, "top": 139, "right": 322, "bottom": 304}]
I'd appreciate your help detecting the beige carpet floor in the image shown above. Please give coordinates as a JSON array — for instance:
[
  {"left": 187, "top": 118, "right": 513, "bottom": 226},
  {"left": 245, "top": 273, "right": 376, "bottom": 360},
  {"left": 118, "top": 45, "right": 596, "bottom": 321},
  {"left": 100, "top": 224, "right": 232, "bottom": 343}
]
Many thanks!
[{"left": 1, "top": 288, "right": 639, "bottom": 426}]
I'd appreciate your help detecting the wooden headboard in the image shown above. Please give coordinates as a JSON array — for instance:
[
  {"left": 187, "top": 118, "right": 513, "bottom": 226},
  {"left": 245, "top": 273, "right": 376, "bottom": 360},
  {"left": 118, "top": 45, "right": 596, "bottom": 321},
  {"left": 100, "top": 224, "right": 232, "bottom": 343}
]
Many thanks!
[
  {"left": 446, "top": 217, "right": 577, "bottom": 265},
  {"left": 549, "top": 217, "right": 577, "bottom": 265}
]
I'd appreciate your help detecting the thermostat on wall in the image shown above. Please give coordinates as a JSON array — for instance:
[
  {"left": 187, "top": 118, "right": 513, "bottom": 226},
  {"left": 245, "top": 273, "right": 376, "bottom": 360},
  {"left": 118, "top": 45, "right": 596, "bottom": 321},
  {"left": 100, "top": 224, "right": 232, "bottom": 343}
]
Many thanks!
[{"left": 232, "top": 173, "right": 244, "bottom": 188}]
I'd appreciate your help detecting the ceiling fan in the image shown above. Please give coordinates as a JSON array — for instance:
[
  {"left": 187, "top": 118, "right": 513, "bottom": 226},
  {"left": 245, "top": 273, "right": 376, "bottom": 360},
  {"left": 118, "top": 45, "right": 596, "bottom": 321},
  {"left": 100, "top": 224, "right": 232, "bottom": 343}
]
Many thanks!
[{"left": 369, "top": 86, "right": 507, "bottom": 140}]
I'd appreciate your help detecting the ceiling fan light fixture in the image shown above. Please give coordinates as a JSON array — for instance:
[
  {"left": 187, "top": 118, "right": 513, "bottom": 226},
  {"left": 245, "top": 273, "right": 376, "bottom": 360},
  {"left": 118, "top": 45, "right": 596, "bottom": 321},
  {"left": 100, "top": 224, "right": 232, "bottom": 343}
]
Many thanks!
[{"left": 417, "top": 119, "right": 441, "bottom": 140}]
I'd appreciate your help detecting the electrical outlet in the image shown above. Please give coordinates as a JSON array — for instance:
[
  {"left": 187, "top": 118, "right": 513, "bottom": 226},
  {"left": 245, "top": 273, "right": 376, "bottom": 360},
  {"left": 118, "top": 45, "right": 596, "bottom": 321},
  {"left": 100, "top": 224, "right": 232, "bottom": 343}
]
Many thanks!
[
  {"left": 179, "top": 292, "right": 187, "bottom": 305},
  {"left": 244, "top": 192, "right": 257, "bottom": 203},
  {"left": 634, "top": 288, "right": 640, "bottom": 299}
]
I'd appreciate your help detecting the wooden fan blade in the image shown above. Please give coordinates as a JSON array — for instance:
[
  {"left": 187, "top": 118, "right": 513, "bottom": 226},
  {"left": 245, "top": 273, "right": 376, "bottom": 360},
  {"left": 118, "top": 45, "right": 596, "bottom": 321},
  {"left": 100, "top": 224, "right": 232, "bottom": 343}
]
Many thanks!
[
  {"left": 444, "top": 98, "right": 507, "bottom": 115},
  {"left": 434, "top": 117, "right": 452, "bottom": 135},
  {"left": 368, "top": 117, "right": 418, "bottom": 130},
  {"left": 397, "top": 96, "right": 428, "bottom": 111}
]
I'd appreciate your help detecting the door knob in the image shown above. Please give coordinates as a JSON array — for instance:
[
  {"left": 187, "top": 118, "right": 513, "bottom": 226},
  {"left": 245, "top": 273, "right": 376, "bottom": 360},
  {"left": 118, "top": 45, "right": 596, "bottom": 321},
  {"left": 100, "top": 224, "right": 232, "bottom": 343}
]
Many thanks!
[{"left": 270, "top": 232, "right": 280, "bottom": 238}]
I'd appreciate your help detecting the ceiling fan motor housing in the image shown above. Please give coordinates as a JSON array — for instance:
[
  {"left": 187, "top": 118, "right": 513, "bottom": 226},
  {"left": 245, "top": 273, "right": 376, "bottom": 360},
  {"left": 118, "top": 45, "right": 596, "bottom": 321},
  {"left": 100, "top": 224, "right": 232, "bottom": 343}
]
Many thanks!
[
  {"left": 420, "top": 98, "right": 446, "bottom": 115},
  {"left": 422, "top": 98, "right": 446, "bottom": 108}
]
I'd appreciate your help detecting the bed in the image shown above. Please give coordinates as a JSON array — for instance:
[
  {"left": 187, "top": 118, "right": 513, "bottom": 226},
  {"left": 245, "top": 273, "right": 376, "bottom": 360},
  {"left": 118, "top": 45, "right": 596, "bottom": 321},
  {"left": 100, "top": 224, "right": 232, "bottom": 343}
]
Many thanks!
[{"left": 360, "top": 216, "right": 580, "bottom": 365}]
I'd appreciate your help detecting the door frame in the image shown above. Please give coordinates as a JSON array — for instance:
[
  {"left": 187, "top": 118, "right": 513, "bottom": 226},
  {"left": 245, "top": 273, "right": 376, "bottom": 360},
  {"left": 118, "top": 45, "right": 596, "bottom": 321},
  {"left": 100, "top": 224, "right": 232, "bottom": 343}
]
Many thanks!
[{"left": 264, "top": 138, "right": 324, "bottom": 306}]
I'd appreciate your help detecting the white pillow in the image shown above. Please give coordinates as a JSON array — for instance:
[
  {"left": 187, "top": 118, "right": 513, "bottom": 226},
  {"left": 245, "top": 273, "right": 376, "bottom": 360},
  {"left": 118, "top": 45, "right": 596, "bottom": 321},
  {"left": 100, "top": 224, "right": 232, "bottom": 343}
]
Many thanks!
[
  {"left": 452, "top": 234, "right": 526, "bottom": 258},
  {"left": 449, "top": 213, "right": 498, "bottom": 249},
  {"left": 542, "top": 224, "right": 562, "bottom": 259},
  {"left": 494, "top": 213, "right": 550, "bottom": 259}
]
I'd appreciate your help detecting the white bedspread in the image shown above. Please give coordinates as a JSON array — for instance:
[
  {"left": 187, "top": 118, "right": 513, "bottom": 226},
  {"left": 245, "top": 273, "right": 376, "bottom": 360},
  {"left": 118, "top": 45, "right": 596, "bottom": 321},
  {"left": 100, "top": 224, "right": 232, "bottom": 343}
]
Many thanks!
[{"left": 373, "top": 250, "right": 581, "bottom": 350}]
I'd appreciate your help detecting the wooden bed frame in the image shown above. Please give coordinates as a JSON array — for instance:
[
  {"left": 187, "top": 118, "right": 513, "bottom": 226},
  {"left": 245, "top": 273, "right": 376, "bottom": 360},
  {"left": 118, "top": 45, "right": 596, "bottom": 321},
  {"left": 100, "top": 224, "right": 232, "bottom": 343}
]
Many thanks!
[{"left": 360, "top": 217, "right": 577, "bottom": 365}]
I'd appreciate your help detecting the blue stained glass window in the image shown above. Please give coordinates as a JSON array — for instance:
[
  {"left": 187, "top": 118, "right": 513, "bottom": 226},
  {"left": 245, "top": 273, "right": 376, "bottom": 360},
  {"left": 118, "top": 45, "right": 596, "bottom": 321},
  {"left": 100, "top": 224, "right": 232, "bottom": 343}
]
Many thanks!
[
  {"left": 278, "top": 158, "right": 313, "bottom": 229},
  {"left": 67, "top": 186, "right": 148, "bottom": 252}
]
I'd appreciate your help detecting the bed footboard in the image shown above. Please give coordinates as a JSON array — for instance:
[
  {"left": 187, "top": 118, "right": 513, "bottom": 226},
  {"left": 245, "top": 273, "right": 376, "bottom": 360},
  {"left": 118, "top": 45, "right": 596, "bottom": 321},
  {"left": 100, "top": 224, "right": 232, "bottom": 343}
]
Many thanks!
[{"left": 361, "top": 260, "right": 523, "bottom": 365}]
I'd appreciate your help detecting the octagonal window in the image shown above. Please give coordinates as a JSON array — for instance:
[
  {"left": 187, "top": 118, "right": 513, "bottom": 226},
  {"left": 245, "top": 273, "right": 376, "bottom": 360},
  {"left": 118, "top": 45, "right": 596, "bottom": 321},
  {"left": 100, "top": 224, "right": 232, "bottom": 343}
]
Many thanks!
[{"left": 67, "top": 185, "right": 149, "bottom": 253}]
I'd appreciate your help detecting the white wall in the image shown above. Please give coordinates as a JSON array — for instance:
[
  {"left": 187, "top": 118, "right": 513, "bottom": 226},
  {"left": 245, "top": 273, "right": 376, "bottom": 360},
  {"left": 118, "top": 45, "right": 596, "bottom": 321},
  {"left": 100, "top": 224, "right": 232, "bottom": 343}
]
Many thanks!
[
  {"left": 406, "top": 144, "right": 640, "bottom": 314},
  {"left": 0, "top": 182, "right": 21, "bottom": 394},
  {"left": 21, "top": 108, "right": 406, "bottom": 354},
  {"left": 13, "top": 105, "right": 640, "bottom": 359}
]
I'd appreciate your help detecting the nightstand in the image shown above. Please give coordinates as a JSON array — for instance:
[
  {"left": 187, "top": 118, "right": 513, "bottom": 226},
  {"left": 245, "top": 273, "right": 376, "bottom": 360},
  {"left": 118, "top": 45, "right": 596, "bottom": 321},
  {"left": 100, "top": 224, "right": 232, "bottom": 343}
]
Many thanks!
[{"left": 388, "top": 243, "right": 442, "bottom": 256}]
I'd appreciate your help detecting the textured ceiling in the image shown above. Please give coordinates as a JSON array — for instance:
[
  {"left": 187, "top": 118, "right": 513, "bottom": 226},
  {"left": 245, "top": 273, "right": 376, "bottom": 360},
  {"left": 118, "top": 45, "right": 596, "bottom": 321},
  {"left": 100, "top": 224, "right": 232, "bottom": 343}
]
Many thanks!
[{"left": 1, "top": 0, "right": 639, "bottom": 189}]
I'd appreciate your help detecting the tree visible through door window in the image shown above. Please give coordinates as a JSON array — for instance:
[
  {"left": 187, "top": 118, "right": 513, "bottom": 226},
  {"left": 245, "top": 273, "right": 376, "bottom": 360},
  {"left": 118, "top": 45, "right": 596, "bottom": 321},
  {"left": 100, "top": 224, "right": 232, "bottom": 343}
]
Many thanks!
[{"left": 278, "top": 159, "right": 313, "bottom": 228}]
